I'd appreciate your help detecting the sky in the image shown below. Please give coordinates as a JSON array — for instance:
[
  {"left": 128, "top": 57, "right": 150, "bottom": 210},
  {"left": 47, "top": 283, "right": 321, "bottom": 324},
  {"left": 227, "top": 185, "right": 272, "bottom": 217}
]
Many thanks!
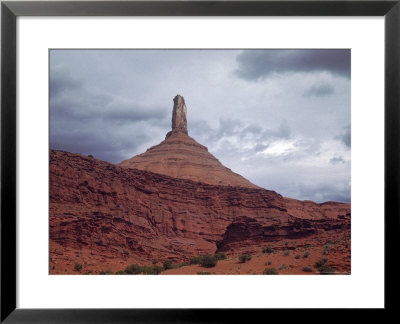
[{"left": 50, "top": 49, "right": 351, "bottom": 203}]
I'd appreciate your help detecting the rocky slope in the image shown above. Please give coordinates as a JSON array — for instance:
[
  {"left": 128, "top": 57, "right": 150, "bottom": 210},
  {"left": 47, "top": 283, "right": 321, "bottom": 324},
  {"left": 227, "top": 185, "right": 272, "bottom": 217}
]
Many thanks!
[{"left": 49, "top": 150, "right": 350, "bottom": 274}]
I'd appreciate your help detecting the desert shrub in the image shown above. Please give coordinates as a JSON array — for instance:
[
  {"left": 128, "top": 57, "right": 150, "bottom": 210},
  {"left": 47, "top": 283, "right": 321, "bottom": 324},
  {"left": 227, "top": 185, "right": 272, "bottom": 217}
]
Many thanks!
[
  {"left": 190, "top": 256, "right": 203, "bottom": 265},
  {"left": 265, "top": 261, "right": 272, "bottom": 266},
  {"left": 152, "top": 260, "right": 157, "bottom": 265},
  {"left": 295, "top": 254, "right": 301, "bottom": 259},
  {"left": 142, "top": 265, "right": 163, "bottom": 275},
  {"left": 262, "top": 246, "right": 275, "bottom": 254},
  {"left": 263, "top": 268, "right": 279, "bottom": 275},
  {"left": 125, "top": 264, "right": 143, "bottom": 274},
  {"left": 302, "top": 266, "right": 313, "bottom": 273},
  {"left": 163, "top": 260, "right": 174, "bottom": 270},
  {"left": 178, "top": 262, "right": 190, "bottom": 267},
  {"left": 200, "top": 255, "right": 218, "bottom": 268},
  {"left": 140, "top": 266, "right": 153, "bottom": 274},
  {"left": 123, "top": 264, "right": 164, "bottom": 275},
  {"left": 318, "top": 265, "right": 335, "bottom": 275},
  {"left": 303, "top": 251, "right": 311, "bottom": 258},
  {"left": 314, "top": 258, "right": 328, "bottom": 268},
  {"left": 214, "top": 252, "right": 227, "bottom": 260},
  {"left": 155, "top": 265, "right": 165, "bottom": 273},
  {"left": 197, "top": 272, "right": 211, "bottom": 275},
  {"left": 238, "top": 253, "right": 252, "bottom": 263},
  {"left": 283, "top": 249, "right": 290, "bottom": 256},
  {"left": 278, "top": 264, "right": 289, "bottom": 271},
  {"left": 74, "top": 262, "right": 83, "bottom": 272},
  {"left": 115, "top": 270, "right": 126, "bottom": 275},
  {"left": 189, "top": 254, "right": 221, "bottom": 267},
  {"left": 99, "top": 269, "right": 113, "bottom": 275},
  {"left": 323, "top": 242, "right": 333, "bottom": 255}
]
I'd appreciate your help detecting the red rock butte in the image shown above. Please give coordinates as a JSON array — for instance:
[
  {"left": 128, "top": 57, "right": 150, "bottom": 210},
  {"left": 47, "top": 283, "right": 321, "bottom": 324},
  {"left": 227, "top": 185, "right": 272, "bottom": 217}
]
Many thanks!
[{"left": 118, "top": 95, "right": 258, "bottom": 188}]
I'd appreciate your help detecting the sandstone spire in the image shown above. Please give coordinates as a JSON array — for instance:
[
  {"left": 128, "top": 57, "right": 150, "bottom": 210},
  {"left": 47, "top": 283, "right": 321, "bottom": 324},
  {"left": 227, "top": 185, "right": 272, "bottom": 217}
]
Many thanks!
[
  {"left": 166, "top": 95, "right": 188, "bottom": 138},
  {"left": 119, "top": 95, "right": 259, "bottom": 189}
]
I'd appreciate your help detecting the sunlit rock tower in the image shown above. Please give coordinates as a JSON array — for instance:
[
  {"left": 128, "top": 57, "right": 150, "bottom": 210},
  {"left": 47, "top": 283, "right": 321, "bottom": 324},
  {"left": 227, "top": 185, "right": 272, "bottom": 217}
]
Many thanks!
[{"left": 166, "top": 95, "right": 188, "bottom": 138}]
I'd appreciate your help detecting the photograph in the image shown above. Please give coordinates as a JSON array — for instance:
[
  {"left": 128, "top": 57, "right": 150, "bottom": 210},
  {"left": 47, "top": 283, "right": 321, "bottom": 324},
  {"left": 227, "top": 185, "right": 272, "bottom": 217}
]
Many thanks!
[{"left": 49, "top": 49, "right": 351, "bottom": 275}]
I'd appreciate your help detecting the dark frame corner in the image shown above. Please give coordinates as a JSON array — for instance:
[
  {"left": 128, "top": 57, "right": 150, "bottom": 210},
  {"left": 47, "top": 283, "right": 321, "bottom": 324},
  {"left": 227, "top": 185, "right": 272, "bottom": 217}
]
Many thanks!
[{"left": 1, "top": 1, "right": 399, "bottom": 322}]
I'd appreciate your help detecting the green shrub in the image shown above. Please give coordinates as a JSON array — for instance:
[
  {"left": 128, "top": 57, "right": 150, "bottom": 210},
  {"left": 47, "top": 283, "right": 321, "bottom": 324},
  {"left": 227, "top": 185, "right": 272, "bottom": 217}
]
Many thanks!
[
  {"left": 314, "top": 258, "right": 328, "bottom": 268},
  {"left": 239, "top": 253, "right": 252, "bottom": 263},
  {"left": 125, "top": 264, "right": 143, "bottom": 274},
  {"left": 99, "top": 269, "right": 113, "bottom": 275},
  {"left": 265, "top": 261, "right": 272, "bottom": 266},
  {"left": 200, "top": 255, "right": 218, "bottom": 268},
  {"left": 295, "top": 254, "right": 301, "bottom": 259},
  {"left": 302, "top": 266, "right": 313, "bottom": 273},
  {"left": 142, "top": 265, "right": 164, "bottom": 275},
  {"left": 115, "top": 270, "right": 126, "bottom": 275},
  {"left": 323, "top": 242, "right": 333, "bottom": 255},
  {"left": 190, "top": 254, "right": 222, "bottom": 267},
  {"left": 262, "top": 246, "right": 275, "bottom": 254},
  {"left": 163, "top": 260, "right": 173, "bottom": 270},
  {"left": 303, "top": 251, "right": 311, "bottom": 258},
  {"left": 74, "top": 262, "right": 83, "bottom": 272},
  {"left": 178, "top": 262, "right": 190, "bottom": 267},
  {"left": 214, "top": 252, "right": 227, "bottom": 260},
  {"left": 263, "top": 268, "right": 279, "bottom": 275},
  {"left": 122, "top": 264, "right": 165, "bottom": 275},
  {"left": 190, "top": 256, "right": 203, "bottom": 265},
  {"left": 318, "top": 265, "right": 335, "bottom": 275},
  {"left": 197, "top": 272, "right": 211, "bottom": 275},
  {"left": 88, "top": 154, "right": 94, "bottom": 158}
]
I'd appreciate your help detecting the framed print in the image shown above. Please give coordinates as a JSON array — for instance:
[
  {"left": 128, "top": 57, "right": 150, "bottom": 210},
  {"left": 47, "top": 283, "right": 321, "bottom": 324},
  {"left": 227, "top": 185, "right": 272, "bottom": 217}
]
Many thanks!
[{"left": 1, "top": 0, "right": 399, "bottom": 322}]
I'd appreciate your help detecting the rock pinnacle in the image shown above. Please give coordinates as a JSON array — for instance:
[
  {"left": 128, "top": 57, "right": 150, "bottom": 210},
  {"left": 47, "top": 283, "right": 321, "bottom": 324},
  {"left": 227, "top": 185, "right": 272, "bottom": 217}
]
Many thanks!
[{"left": 166, "top": 95, "right": 188, "bottom": 138}]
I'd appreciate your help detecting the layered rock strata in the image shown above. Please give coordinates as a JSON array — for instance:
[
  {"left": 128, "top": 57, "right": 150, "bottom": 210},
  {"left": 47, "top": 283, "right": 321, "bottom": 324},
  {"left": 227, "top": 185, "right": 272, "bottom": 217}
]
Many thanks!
[{"left": 50, "top": 150, "right": 350, "bottom": 271}]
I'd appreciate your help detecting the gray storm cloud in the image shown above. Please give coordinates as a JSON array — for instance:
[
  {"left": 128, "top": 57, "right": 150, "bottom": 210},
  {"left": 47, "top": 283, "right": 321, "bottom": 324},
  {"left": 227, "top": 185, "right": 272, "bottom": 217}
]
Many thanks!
[{"left": 236, "top": 49, "right": 351, "bottom": 80}]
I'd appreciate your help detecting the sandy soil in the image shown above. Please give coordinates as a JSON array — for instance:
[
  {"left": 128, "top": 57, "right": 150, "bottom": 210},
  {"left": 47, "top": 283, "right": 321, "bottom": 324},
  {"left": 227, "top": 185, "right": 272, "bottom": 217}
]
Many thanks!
[{"left": 51, "top": 231, "right": 350, "bottom": 275}]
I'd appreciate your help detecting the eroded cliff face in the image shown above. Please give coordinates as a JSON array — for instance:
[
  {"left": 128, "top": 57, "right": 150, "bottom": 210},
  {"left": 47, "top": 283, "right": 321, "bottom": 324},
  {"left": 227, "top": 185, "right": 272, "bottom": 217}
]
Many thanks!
[{"left": 49, "top": 150, "right": 350, "bottom": 274}]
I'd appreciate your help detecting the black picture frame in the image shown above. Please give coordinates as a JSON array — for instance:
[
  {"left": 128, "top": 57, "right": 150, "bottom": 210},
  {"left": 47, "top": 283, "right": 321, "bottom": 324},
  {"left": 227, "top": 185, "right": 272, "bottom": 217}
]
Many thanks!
[{"left": 1, "top": 0, "right": 399, "bottom": 322}]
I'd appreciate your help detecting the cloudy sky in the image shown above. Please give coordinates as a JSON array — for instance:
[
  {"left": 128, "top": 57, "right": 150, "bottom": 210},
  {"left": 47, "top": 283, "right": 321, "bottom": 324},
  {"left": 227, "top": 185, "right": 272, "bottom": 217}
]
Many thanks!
[{"left": 50, "top": 49, "right": 350, "bottom": 203}]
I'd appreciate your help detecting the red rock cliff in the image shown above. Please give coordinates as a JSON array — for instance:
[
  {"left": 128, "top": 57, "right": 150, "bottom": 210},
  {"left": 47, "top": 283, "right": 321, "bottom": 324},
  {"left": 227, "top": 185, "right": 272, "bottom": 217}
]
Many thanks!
[{"left": 50, "top": 150, "right": 350, "bottom": 272}]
